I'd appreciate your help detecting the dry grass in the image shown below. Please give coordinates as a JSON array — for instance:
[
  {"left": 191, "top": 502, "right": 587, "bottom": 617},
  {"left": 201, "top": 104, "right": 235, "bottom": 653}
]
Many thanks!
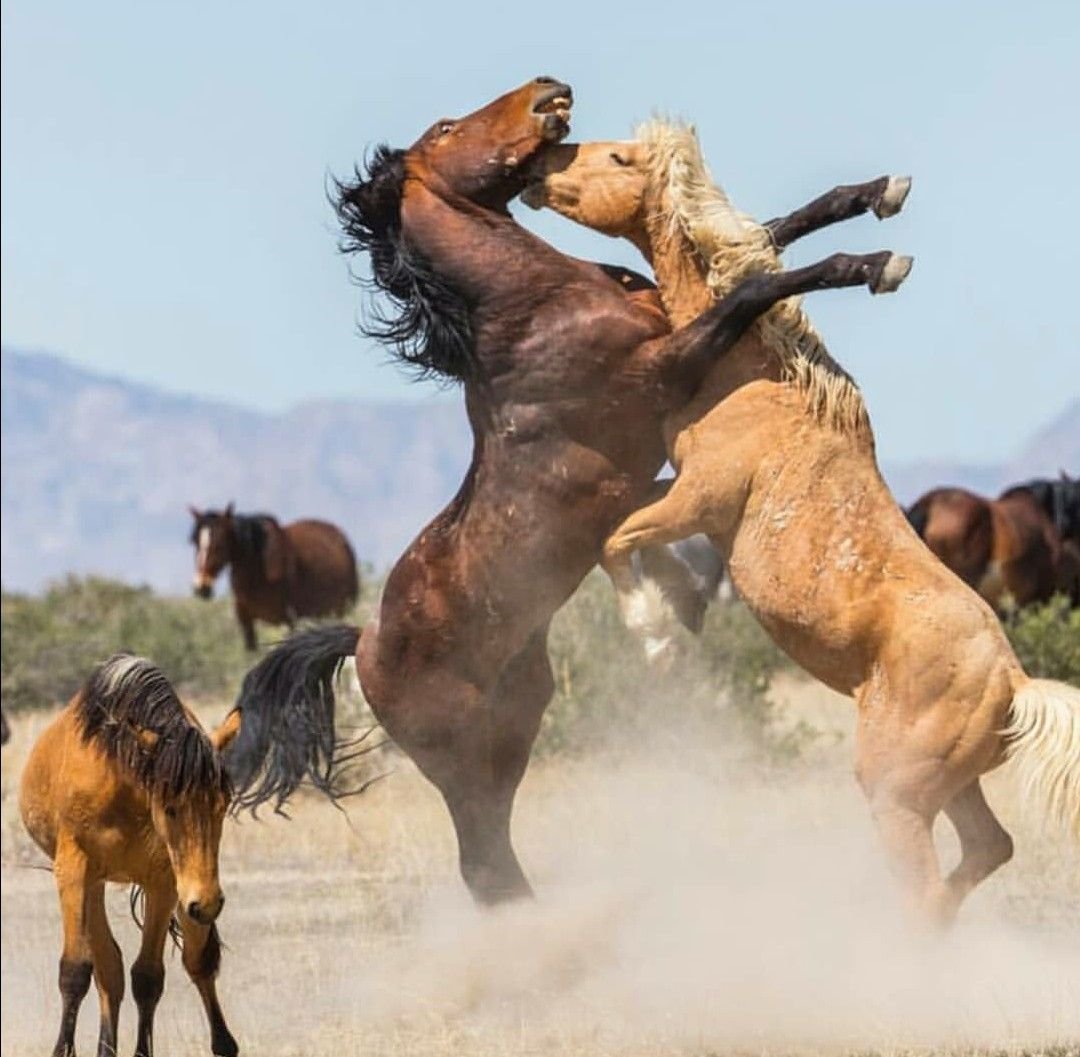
[{"left": 2, "top": 679, "right": 1079, "bottom": 1057}]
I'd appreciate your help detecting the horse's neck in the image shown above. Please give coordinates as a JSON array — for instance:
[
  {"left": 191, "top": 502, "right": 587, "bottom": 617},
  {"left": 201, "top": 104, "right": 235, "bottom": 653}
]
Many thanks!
[
  {"left": 401, "top": 179, "right": 540, "bottom": 303},
  {"left": 642, "top": 212, "right": 783, "bottom": 394}
]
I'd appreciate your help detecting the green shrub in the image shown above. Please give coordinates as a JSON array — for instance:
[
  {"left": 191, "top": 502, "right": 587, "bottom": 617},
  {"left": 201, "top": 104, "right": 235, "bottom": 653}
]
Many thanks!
[
  {"left": 539, "top": 572, "right": 798, "bottom": 759},
  {"left": 1002, "top": 595, "right": 1080, "bottom": 685},
  {"left": 1, "top": 576, "right": 254, "bottom": 711}
]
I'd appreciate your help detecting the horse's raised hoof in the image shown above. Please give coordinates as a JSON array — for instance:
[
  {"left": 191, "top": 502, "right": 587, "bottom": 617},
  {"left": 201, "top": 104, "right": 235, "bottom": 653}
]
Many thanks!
[
  {"left": 874, "top": 175, "right": 912, "bottom": 219},
  {"left": 872, "top": 253, "right": 914, "bottom": 294}
]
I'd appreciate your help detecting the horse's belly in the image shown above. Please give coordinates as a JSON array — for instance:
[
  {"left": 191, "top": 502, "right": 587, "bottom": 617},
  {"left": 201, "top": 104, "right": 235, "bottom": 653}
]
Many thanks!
[{"left": 724, "top": 511, "right": 874, "bottom": 695}]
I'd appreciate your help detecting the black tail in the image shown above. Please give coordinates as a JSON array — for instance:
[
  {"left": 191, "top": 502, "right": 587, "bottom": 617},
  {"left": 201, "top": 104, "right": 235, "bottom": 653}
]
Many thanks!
[
  {"left": 905, "top": 497, "right": 930, "bottom": 538},
  {"left": 224, "top": 623, "right": 362, "bottom": 815}
]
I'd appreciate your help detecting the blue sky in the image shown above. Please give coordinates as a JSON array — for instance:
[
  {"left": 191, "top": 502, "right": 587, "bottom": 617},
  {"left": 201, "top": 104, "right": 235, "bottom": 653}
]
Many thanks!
[{"left": 2, "top": 0, "right": 1077, "bottom": 463}]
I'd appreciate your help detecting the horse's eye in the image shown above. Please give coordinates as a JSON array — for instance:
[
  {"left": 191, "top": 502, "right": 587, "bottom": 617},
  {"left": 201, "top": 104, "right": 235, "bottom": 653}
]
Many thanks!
[
  {"left": 438, "top": 122, "right": 454, "bottom": 136},
  {"left": 610, "top": 151, "right": 631, "bottom": 168},
  {"left": 164, "top": 806, "right": 177, "bottom": 820}
]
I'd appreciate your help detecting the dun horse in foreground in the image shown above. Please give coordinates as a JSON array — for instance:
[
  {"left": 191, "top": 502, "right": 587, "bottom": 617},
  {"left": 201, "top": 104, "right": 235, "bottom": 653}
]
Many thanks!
[
  {"left": 220, "top": 79, "right": 910, "bottom": 903},
  {"left": 906, "top": 476, "right": 1080, "bottom": 608},
  {"left": 189, "top": 504, "right": 359, "bottom": 650},
  {"left": 526, "top": 123, "right": 1080, "bottom": 926},
  {"left": 20, "top": 656, "right": 241, "bottom": 1057}
]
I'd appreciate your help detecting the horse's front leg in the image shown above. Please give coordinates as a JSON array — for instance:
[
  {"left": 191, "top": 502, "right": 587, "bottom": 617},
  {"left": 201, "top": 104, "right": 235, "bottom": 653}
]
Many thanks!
[
  {"left": 131, "top": 879, "right": 177, "bottom": 1057},
  {"left": 649, "top": 249, "right": 913, "bottom": 403},
  {"left": 603, "top": 476, "right": 724, "bottom": 665},
  {"left": 51, "top": 835, "right": 94, "bottom": 1057},
  {"left": 180, "top": 916, "right": 238, "bottom": 1057},
  {"left": 765, "top": 175, "right": 911, "bottom": 252},
  {"left": 85, "top": 883, "right": 125, "bottom": 1057}
]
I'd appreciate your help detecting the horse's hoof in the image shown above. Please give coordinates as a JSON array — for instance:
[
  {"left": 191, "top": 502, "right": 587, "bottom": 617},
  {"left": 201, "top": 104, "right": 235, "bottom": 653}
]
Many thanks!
[
  {"left": 872, "top": 253, "right": 914, "bottom": 294},
  {"left": 874, "top": 175, "right": 912, "bottom": 219}
]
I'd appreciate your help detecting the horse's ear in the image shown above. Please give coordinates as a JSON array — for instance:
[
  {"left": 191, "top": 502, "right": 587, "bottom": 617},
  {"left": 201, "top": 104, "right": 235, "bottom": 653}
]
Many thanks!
[
  {"left": 262, "top": 521, "right": 287, "bottom": 583},
  {"left": 210, "top": 708, "right": 242, "bottom": 754},
  {"left": 225, "top": 501, "right": 235, "bottom": 518},
  {"left": 188, "top": 504, "right": 202, "bottom": 520},
  {"left": 133, "top": 726, "right": 159, "bottom": 754}
]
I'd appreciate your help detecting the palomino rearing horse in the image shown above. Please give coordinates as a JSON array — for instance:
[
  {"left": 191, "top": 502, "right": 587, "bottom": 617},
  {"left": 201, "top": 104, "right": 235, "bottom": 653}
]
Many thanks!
[
  {"left": 20, "top": 655, "right": 241, "bottom": 1057},
  {"left": 189, "top": 504, "right": 359, "bottom": 650},
  {"left": 224, "top": 79, "right": 911, "bottom": 904},
  {"left": 907, "top": 476, "right": 1080, "bottom": 608},
  {"left": 525, "top": 123, "right": 1080, "bottom": 926}
]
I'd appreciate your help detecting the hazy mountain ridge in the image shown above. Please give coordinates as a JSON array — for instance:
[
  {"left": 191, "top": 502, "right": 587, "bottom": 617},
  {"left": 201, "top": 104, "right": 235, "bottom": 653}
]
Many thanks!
[{"left": 1, "top": 349, "right": 1076, "bottom": 593}]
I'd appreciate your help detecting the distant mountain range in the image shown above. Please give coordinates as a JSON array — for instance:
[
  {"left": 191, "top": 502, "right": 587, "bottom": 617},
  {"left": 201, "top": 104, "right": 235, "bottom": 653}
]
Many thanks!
[{"left": 2, "top": 348, "right": 1077, "bottom": 593}]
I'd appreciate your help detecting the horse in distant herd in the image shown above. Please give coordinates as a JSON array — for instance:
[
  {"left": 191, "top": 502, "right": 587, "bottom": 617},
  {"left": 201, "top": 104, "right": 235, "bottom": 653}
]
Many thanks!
[
  {"left": 906, "top": 476, "right": 1080, "bottom": 609},
  {"left": 189, "top": 504, "right": 359, "bottom": 650},
  {"left": 221, "top": 78, "right": 919, "bottom": 907},
  {"left": 20, "top": 655, "right": 241, "bottom": 1057},
  {"left": 522, "top": 121, "right": 1080, "bottom": 925}
]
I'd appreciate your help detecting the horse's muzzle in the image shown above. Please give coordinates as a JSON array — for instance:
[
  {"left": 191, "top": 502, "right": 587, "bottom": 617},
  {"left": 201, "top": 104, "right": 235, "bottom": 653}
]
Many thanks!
[
  {"left": 185, "top": 894, "right": 224, "bottom": 925},
  {"left": 193, "top": 583, "right": 214, "bottom": 600},
  {"left": 532, "top": 81, "right": 573, "bottom": 141}
]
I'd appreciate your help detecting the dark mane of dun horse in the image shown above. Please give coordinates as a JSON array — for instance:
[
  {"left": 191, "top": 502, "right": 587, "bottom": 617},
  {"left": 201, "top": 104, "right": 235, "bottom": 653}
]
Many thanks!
[
  {"left": 189, "top": 504, "right": 359, "bottom": 650},
  {"left": 906, "top": 475, "right": 1080, "bottom": 608},
  {"left": 225, "top": 77, "right": 914, "bottom": 903},
  {"left": 19, "top": 655, "right": 241, "bottom": 1057}
]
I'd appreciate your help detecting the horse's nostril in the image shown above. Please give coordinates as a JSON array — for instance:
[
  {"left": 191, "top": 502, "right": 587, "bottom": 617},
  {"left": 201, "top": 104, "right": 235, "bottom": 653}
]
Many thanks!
[{"left": 187, "top": 901, "right": 201, "bottom": 920}]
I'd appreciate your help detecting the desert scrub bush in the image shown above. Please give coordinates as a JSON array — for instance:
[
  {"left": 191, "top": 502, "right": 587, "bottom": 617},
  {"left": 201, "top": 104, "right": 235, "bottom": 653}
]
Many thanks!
[
  {"left": 1, "top": 576, "right": 253, "bottom": 711},
  {"left": 1002, "top": 595, "right": 1080, "bottom": 685},
  {"left": 539, "top": 572, "right": 800, "bottom": 760}
]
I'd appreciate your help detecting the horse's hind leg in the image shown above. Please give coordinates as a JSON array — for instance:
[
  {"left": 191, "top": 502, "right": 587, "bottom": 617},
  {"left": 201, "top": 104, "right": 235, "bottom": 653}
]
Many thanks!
[
  {"left": 855, "top": 720, "right": 957, "bottom": 929},
  {"left": 86, "top": 883, "right": 124, "bottom": 1057},
  {"left": 387, "top": 630, "right": 553, "bottom": 905},
  {"left": 131, "top": 880, "right": 176, "bottom": 1057},
  {"left": 180, "top": 916, "right": 238, "bottom": 1057},
  {"left": 51, "top": 837, "right": 94, "bottom": 1057},
  {"left": 942, "top": 780, "right": 1013, "bottom": 916}
]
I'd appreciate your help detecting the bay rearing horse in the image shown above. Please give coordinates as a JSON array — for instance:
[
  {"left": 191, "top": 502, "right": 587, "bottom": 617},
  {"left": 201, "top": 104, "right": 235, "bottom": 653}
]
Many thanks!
[
  {"left": 224, "top": 78, "right": 912, "bottom": 905},
  {"left": 20, "top": 655, "right": 241, "bottom": 1057},
  {"left": 525, "top": 122, "right": 1080, "bottom": 926},
  {"left": 906, "top": 475, "right": 1080, "bottom": 609},
  {"left": 189, "top": 504, "right": 359, "bottom": 650}
]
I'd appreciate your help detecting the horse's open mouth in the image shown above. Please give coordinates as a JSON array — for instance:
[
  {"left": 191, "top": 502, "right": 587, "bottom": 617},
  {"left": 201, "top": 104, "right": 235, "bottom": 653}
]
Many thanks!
[{"left": 533, "top": 83, "right": 573, "bottom": 141}]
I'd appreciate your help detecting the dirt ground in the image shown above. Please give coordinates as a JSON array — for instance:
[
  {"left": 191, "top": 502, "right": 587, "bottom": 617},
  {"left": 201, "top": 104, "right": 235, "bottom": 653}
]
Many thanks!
[{"left": 2, "top": 675, "right": 1078, "bottom": 1057}]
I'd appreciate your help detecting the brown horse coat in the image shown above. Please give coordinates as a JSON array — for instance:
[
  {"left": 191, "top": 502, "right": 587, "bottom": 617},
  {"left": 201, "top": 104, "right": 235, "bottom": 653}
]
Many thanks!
[
  {"left": 907, "top": 481, "right": 1078, "bottom": 608},
  {"left": 190, "top": 506, "right": 359, "bottom": 649}
]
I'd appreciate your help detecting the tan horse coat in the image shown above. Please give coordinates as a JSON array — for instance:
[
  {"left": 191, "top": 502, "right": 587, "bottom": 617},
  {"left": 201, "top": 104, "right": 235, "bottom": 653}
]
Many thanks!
[
  {"left": 527, "top": 125, "right": 1080, "bottom": 928},
  {"left": 21, "top": 656, "right": 241, "bottom": 1057}
]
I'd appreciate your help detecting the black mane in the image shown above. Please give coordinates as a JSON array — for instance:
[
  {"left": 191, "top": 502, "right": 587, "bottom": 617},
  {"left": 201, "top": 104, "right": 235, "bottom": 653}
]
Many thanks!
[
  {"left": 76, "top": 655, "right": 229, "bottom": 799},
  {"left": 331, "top": 145, "right": 476, "bottom": 382},
  {"left": 231, "top": 513, "right": 273, "bottom": 559},
  {"left": 1002, "top": 477, "right": 1080, "bottom": 541},
  {"left": 191, "top": 510, "right": 275, "bottom": 562}
]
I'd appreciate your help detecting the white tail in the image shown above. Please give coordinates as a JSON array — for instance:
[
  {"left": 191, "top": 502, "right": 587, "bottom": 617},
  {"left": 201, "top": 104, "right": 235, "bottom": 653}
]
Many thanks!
[{"left": 1004, "top": 678, "right": 1080, "bottom": 838}]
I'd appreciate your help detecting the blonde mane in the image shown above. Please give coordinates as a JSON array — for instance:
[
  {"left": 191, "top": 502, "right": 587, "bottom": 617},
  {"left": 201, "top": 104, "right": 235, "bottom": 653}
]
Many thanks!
[{"left": 637, "top": 119, "right": 868, "bottom": 433}]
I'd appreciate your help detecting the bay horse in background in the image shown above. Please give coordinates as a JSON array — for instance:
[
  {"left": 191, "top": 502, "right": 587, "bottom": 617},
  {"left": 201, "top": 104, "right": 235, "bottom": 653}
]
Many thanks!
[
  {"left": 524, "top": 123, "right": 1080, "bottom": 926},
  {"left": 189, "top": 504, "right": 359, "bottom": 650},
  {"left": 906, "top": 475, "right": 1080, "bottom": 608},
  {"left": 20, "top": 655, "right": 242, "bottom": 1057},
  {"left": 224, "top": 78, "right": 914, "bottom": 905}
]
